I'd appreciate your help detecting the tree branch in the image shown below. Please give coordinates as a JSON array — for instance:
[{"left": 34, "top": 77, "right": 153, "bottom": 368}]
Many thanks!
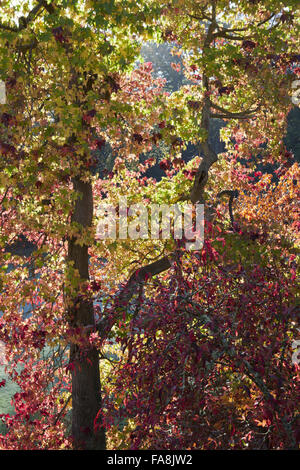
[
  {"left": 212, "top": 12, "right": 278, "bottom": 40},
  {"left": 210, "top": 113, "right": 253, "bottom": 120},
  {"left": 88, "top": 255, "right": 175, "bottom": 338},
  {"left": 209, "top": 101, "right": 261, "bottom": 119},
  {"left": 217, "top": 189, "right": 239, "bottom": 228},
  {"left": 90, "top": 8, "right": 223, "bottom": 338},
  {"left": 0, "top": 1, "right": 55, "bottom": 32}
]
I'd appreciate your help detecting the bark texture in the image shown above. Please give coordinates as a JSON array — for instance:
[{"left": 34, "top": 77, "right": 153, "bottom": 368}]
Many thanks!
[{"left": 68, "top": 177, "right": 106, "bottom": 450}]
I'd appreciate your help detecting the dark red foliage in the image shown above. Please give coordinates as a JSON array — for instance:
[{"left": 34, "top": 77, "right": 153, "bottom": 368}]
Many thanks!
[
  {"left": 158, "top": 121, "right": 166, "bottom": 129},
  {"left": 218, "top": 85, "right": 234, "bottom": 96},
  {"left": 95, "top": 138, "right": 106, "bottom": 150},
  {"left": 52, "top": 27, "right": 68, "bottom": 44},
  {"left": 100, "top": 224, "right": 299, "bottom": 450},
  {"left": 0, "top": 113, "right": 14, "bottom": 127},
  {"left": 242, "top": 40, "right": 256, "bottom": 51},
  {"left": 187, "top": 100, "right": 201, "bottom": 110},
  {"left": 159, "top": 159, "right": 171, "bottom": 171},
  {"left": 0, "top": 140, "right": 16, "bottom": 155},
  {"left": 132, "top": 133, "right": 143, "bottom": 144}
]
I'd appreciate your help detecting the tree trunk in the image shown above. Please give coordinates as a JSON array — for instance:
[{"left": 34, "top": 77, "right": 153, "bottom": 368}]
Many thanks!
[{"left": 68, "top": 176, "right": 106, "bottom": 450}]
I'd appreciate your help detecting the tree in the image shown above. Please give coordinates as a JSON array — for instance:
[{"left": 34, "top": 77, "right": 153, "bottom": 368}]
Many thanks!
[
  {"left": 94, "top": 0, "right": 299, "bottom": 449},
  {"left": 0, "top": 0, "right": 299, "bottom": 450},
  {"left": 101, "top": 160, "right": 299, "bottom": 449},
  {"left": 0, "top": 0, "right": 164, "bottom": 450}
]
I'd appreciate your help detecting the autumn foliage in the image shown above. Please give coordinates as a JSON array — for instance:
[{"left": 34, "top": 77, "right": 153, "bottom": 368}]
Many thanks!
[{"left": 0, "top": 0, "right": 299, "bottom": 450}]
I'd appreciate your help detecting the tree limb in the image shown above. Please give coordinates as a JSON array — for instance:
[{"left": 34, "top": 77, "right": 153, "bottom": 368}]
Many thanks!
[
  {"left": 212, "top": 13, "right": 278, "bottom": 40},
  {"left": 210, "top": 113, "right": 255, "bottom": 120},
  {"left": 217, "top": 189, "right": 239, "bottom": 228},
  {"left": 0, "top": 1, "right": 47, "bottom": 32},
  {"left": 91, "top": 255, "right": 175, "bottom": 338},
  {"left": 210, "top": 102, "right": 260, "bottom": 115}
]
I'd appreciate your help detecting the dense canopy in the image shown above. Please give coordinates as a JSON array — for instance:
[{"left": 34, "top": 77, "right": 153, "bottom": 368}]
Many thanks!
[{"left": 0, "top": 0, "right": 299, "bottom": 451}]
